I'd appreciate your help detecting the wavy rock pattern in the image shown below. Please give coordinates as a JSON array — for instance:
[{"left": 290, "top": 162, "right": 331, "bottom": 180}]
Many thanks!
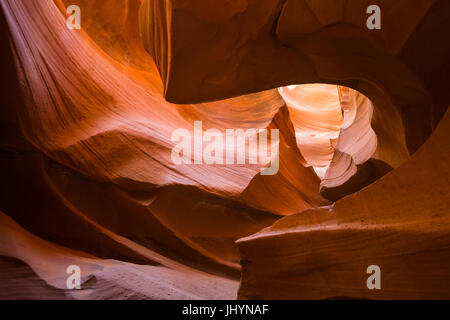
[
  {"left": 238, "top": 109, "right": 450, "bottom": 300},
  {"left": 140, "top": 0, "right": 445, "bottom": 154},
  {"left": 0, "top": 0, "right": 449, "bottom": 300}
]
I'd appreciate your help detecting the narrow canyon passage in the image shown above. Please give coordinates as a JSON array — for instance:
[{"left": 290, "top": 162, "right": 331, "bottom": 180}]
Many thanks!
[{"left": 0, "top": 0, "right": 449, "bottom": 300}]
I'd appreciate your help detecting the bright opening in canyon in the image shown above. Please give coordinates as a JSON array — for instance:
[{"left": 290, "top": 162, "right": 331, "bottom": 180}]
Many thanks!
[{"left": 278, "top": 84, "right": 377, "bottom": 192}]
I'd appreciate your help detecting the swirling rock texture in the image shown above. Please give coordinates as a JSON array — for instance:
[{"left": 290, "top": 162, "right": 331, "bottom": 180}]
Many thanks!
[{"left": 0, "top": 0, "right": 449, "bottom": 300}]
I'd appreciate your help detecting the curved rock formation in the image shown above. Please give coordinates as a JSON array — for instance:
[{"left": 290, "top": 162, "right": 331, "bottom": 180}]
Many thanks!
[
  {"left": 0, "top": 0, "right": 449, "bottom": 300},
  {"left": 238, "top": 109, "right": 450, "bottom": 300},
  {"left": 140, "top": 0, "right": 443, "bottom": 154}
]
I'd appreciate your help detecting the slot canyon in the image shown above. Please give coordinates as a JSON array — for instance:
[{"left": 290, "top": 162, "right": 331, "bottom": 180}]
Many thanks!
[{"left": 0, "top": 0, "right": 449, "bottom": 300}]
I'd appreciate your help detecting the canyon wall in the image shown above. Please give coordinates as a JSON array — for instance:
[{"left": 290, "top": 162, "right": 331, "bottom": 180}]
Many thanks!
[{"left": 0, "top": 0, "right": 448, "bottom": 299}]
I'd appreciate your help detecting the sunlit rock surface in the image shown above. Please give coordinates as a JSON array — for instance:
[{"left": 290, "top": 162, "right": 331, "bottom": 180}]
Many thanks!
[
  {"left": 140, "top": 0, "right": 447, "bottom": 154},
  {"left": 238, "top": 109, "right": 450, "bottom": 300},
  {"left": 278, "top": 84, "right": 378, "bottom": 190},
  {"left": 0, "top": 0, "right": 449, "bottom": 300}
]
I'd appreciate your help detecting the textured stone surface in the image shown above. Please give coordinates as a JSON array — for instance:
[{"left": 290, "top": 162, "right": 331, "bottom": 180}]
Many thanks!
[
  {"left": 140, "top": 0, "right": 446, "bottom": 153},
  {"left": 238, "top": 109, "right": 450, "bottom": 299},
  {"left": 0, "top": 0, "right": 448, "bottom": 300}
]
